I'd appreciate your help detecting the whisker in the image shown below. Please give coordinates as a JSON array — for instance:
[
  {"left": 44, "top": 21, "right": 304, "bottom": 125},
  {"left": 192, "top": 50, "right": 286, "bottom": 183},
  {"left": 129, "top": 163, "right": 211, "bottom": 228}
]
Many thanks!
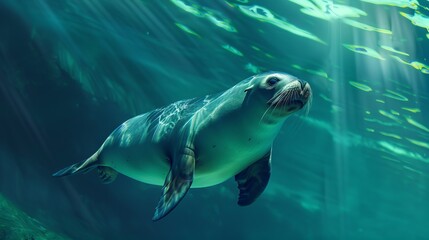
[
  {"left": 270, "top": 90, "right": 290, "bottom": 116},
  {"left": 260, "top": 85, "right": 312, "bottom": 123},
  {"left": 281, "top": 91, "right": 292, "bottom": 111},
  {"left": 304, "top": 92, "right": 313, "bottom": 116},
  {"left": 267, "top": 93, "right": 283, "bottom": 118},
  {"left": 267, "top": 90, "right": 283, "bottom": 105},
  {"left": 284, "top": 90, "right": 296, "bottom": 110},
  {"left": 263, "top": 104, "right": 273, "bottom": 117},
  {"left": 259, "top": 104, "right": 274, "bottom": 123},
  {"left": 277, "top": 90, "right": 290, "bottom": 112},
  {"left": 275, "top": 92, "right": 286, "bottom": 110}
]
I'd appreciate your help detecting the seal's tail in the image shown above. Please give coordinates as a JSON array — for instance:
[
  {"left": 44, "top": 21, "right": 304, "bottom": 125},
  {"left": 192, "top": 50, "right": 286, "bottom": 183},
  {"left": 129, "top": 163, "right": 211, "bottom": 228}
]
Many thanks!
[{"left": 52, "top": 153, "right": 99, "bottom": 177}]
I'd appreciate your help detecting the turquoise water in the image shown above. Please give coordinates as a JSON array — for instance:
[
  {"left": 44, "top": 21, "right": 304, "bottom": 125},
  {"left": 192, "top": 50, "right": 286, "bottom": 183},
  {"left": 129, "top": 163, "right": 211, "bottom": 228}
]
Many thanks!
[{"left": 1, "top": 0, "right": 429, "bottom": 239}]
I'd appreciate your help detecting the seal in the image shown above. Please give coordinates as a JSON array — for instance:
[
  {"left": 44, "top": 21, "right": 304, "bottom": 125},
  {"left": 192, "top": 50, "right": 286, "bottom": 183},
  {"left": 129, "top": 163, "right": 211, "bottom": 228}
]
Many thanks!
[{"left": 53, "top": 71, "right": 312, "bottom": 221}]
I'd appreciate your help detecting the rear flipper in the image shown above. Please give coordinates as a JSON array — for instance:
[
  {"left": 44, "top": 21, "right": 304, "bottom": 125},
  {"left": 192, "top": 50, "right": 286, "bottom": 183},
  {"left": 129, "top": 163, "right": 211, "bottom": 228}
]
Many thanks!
[
  {"left": 97, "top": 166, "right": 118, "bottom": 184},
  {"left": 52, "top": 153, "right": 99, "bottom": 177}
]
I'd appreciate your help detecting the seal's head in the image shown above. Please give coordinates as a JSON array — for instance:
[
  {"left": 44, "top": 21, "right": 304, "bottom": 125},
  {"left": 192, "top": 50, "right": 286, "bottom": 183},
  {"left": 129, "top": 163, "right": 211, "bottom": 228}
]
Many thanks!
[{"left": 245, "top": 72, "right": 312, "bottom": 119}]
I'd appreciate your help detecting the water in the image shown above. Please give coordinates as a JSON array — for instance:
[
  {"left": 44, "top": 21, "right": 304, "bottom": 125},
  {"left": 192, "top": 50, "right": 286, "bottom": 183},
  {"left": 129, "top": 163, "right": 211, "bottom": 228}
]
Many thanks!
[{"left": 1, "top": 0, "right": 429, "bottom": 239}]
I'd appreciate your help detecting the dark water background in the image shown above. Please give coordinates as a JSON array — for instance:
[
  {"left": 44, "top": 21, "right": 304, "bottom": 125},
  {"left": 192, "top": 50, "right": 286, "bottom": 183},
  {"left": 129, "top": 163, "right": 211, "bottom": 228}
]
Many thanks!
[{"left": 1, "top": 0, "right": 429, "bottom": 239}]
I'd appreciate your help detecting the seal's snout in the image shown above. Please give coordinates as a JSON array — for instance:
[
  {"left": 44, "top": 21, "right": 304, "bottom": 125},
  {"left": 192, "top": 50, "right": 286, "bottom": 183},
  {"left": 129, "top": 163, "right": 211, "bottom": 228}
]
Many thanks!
[
  {"left": 297, "top": 79, "right": 307, "bottom": 90},
  {"left": 290, "top": 78, "right": 310, "bottom": 99},
  {"left": 299, "top": 80, "right": 311, "bottom": 101},
  {"left": 285, "top": 79, "right": 311, "bottom": 112}
]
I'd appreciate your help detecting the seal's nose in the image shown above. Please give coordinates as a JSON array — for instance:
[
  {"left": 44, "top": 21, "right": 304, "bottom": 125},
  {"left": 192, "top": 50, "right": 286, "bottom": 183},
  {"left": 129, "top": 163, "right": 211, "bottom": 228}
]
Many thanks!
[{"left": 297, "top": 79, "right": 307, "bottom": 90}]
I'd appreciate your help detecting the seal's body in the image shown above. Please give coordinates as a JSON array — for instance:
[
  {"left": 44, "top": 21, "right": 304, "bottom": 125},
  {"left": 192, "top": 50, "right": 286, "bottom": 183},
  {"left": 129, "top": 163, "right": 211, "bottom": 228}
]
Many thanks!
[{"left": 53, "top": 72, "right": 312, "bottom": 221}]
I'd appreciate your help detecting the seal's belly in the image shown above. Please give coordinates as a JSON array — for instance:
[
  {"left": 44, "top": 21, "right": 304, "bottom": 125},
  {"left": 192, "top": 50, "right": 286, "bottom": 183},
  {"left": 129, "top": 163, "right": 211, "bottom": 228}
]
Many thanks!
[
  {"left": 192, "top": 133, "right": 272, "bottom": 187},
  {"left": 101, "top": 138, "right": 270, "bottom": 188},
  {"left": 101, "top": 143, "right": 171, "bottom": 185}
]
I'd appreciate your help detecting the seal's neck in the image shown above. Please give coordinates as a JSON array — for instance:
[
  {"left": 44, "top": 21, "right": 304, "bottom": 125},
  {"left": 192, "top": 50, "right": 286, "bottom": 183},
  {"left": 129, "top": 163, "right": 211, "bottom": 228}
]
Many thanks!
[
  {"left": 228, "top": 99, "right": 286, "bottom": 145},
  {"left": 240, "top": 87, "right": 288, "bottom": 130},
  {"left": 241, "top": 106, "right": 286, "bottom": 131},
  {"left": 208, "top": 82, "right": 286, "bottom": 138}
]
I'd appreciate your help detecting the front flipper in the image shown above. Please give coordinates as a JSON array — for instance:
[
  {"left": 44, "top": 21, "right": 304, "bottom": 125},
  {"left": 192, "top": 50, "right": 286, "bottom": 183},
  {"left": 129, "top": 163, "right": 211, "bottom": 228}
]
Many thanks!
[
  {"left": 152, "top": 147, "right": 195, "bottom": 221},
  {"left": 235, "top": 150, "right": 271, "bottom": 206}
]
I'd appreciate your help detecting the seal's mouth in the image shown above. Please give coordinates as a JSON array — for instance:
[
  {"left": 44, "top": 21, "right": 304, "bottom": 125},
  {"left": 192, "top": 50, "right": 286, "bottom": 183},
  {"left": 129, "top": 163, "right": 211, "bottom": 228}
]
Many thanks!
[
  {"left": 287, "top": 99, "right": 304, "bottom": 111},
  {"left": 266, "top": 83, "right": 311, "bottom": 113}
]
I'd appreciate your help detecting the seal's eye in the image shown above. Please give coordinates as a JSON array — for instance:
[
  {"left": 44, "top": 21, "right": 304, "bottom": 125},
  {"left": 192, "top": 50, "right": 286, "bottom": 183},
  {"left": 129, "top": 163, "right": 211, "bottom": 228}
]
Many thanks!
[{"left": 266, "top": 77, "right": 280, "bottom": 86}]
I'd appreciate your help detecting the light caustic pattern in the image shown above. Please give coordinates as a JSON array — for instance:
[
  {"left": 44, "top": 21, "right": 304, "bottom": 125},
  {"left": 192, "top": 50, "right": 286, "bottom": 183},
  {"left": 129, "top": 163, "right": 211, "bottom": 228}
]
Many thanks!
[
  {"left": 171, "top": 0, "right": 427, "bottom": 76},
  {"left": 349, "top": 81, "right": 373, "bottom": 92},
  {"left": 222, "top": 44, "right": 244, "bottom": 56},
  {"left": 361, "top": 0, "right": 420, "bottom": 9},
  {"left": 237, "top": 5, "right": 325, "bottom": 44},
  {"left": 342, "top": 44, "right": 385, "bottom": 60},
  {"left": 175, "top": 23, "right": 200, "bottom": 37},
  {"left": 400, "top": 11, "right": 429, "bottom": 30},
  {"left": 289, "top": 0, "right": 392, "bottom": 34},
  {"left": 391, "top": 55, "right": 429, "bottom": 74},
  {"left": 171, "top": 0, "right": 236, "bottom": 33},
  {"left": 380, "top": 45, "right": 409, "bottom": 56}
]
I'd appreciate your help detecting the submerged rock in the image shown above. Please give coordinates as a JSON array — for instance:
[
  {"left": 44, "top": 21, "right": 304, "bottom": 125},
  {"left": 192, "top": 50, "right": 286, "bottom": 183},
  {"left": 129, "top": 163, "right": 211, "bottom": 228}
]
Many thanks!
[{"left": 0, "top": 194, "right": 70, "bottom": 240}]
